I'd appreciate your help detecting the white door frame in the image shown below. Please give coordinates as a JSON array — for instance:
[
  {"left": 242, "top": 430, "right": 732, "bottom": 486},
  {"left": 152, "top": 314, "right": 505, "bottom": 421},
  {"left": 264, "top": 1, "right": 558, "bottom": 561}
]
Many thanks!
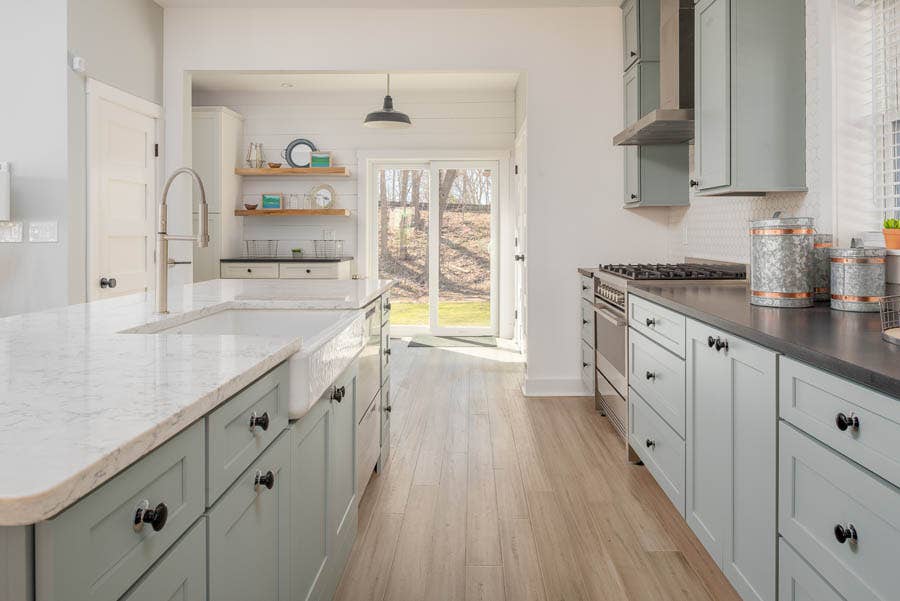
[
  {"left": 513, "top": 123, "right": 528, "bottom": 355},
  {"left": 359, "top": 150, "right": 509, "bottom": 337},
  {"left": 86, "top": 79, "right": 162, "bottom": 300}
]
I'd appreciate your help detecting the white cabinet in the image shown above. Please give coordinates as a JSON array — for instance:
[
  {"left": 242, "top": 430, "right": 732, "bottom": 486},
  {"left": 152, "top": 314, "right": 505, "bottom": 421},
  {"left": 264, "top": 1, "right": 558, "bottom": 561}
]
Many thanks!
[
  {"left": 685, "top": 318, "right": 777, "bottom": 601},
  {"left": 192, "top": 107, "right": 244, "bottom": 282}
]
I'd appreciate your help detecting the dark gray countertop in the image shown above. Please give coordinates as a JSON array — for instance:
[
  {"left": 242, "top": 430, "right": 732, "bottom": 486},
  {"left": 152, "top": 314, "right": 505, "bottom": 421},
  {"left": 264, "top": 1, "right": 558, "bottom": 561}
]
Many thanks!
[
  {"left": 629, "top": 281, "right": 900, "bottom": 399},
  {"left": 221, "top": 257, "right": 353, "bottom": 263}
]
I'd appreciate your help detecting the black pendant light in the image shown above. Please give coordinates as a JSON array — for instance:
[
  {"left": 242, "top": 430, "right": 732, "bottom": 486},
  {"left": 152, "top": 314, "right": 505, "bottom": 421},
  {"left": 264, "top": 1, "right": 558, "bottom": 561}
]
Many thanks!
[{"left": 364, "top": 74, "right": 411, "bottom": 128}]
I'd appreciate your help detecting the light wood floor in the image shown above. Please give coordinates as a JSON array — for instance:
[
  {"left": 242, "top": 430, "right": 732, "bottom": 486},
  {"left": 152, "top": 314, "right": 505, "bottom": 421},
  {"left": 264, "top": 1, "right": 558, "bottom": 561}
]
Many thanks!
[{"left": 334, "top": 342, "right": 742, "bottom": 601}]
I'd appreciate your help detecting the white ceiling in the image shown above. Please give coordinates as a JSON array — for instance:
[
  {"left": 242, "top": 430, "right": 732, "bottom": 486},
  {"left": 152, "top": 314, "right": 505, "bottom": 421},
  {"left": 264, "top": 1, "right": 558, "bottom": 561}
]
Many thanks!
[
  {"left": 191, "top": 71, "right": 520, "bottom": 94},
  {"left": 157, "top": 0, "right": 615, "bottom": 7}
]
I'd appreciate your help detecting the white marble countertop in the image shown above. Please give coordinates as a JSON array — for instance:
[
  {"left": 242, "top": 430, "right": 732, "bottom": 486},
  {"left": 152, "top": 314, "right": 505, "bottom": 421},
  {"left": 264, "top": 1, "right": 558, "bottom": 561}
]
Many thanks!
[{"left": 0, "top": 278, "right": 393, "bottom": 526}]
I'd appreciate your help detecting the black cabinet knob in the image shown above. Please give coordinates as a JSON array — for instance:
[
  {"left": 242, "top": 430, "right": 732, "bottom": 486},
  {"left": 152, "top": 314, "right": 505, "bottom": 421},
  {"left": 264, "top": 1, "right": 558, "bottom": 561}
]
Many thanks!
[
  {"left": 645, "top": 317, "right": 656, "bottom": 327},
  {"left": 249, "top": 411, "right": 269, "bottom": 431},
  {"left": 583, "top": 362, "right": 590, "bottom": 368},
  {"left": 385, "top": 405, "right": 392, "bottom": 413},
  {"left": 247, "top": 268, "right": 252, "bottom": 273},
  {"left": 332, "top": 385, "right": 346, "bottom": 402},
  {"left": 630, "top": 194, "right": 638, "bottom": 200},
  {"left": 134, "top": 501, "right": 168, "bottom": 532},
  {"left": 714, "top": 337, "right": 729, "bottom": 352},
  {"left": 100, "top": 277, "right": 117, "bottom": 289},
  {"left": 645, "top": 438, "right": 656, "bottom": 449},
  {"left": 385, "top": 301, "right": 392, "bottom": 310},
  {"left": 690, "top": 179, "right": 699, "bottom": 188},
  {"left": 708, "top": 336, "right": 716, "bottom": 348},
  {"left": 835, "top": 412, "right": 860, "bottom": 432},
  {"left": 630, "top": 51, "right": 637, "bottom": 57},
  {"left": 255, "top": 470, "right": 275, "bottom": 491},
  {"left": 834, "top": 523, "right": 858, "bottom": 544},
  {"left": 582, "top": 319, "right": 590, "bottom": 325},
  {"left": 645, "top": 371, "right": 656, "bottom": 380},
  {"left": 384, "top": 348, "right": 392, "bottom": 356},
  {"left": 306, "top": 269, "right": 311, "bottom": 274},
  {"left": 582, "top": 285, "right": 589, "bottom": 291}
]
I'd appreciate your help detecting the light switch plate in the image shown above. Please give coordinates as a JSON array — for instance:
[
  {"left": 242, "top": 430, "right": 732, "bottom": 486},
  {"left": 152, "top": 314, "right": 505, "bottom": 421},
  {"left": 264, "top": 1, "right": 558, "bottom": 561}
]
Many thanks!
[
  {"left": 0, "top": 221, "right": 23, "bottom": 243},
  {"left": 28, "top": 221, "right": 58, "bottom": 243}
]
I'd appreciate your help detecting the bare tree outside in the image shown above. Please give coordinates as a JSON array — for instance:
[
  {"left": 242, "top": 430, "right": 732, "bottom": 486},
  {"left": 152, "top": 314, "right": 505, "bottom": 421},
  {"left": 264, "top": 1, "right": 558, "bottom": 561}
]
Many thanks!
[{"left": 377, "top": 167, "right": 492, "bottom": 328}]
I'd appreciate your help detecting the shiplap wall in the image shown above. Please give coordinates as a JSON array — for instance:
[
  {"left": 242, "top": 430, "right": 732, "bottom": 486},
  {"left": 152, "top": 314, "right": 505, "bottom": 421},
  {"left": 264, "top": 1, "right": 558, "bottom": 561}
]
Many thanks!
[{"left": 192, "top": 87, "right": 516, "bottom": 262}]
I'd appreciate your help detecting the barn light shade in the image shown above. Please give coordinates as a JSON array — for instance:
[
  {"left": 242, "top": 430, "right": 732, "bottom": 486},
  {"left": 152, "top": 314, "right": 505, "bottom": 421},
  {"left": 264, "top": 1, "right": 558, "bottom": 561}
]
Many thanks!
[{"left": 364, "top": 74, "right": 411, "bottom": 128}]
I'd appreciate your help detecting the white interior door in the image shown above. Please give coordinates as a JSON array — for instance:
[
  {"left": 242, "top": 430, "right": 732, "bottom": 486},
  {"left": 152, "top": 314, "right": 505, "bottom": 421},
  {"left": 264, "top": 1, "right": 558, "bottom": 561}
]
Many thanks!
[{"left": 87, "top": 80, "right": 159, "bottom": 300}]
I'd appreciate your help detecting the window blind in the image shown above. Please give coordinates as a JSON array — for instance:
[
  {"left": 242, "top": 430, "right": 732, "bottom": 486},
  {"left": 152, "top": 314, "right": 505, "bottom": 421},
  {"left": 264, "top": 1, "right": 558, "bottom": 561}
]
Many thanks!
[{"left": 873, "top": 0, "right": 900, "bottom": 218}]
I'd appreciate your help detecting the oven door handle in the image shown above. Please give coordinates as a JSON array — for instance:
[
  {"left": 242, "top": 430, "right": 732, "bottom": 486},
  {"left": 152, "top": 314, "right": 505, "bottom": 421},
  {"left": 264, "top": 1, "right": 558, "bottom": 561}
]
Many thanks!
[{"left": 593, "top": 304, "right": 626, "bottom": 327}]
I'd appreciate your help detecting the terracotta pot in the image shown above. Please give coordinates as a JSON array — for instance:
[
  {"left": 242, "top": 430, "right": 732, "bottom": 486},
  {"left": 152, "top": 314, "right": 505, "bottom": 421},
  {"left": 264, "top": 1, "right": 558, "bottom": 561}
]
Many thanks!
[{"left": 884, "top": 228, "right": 900, "bottom": 250}]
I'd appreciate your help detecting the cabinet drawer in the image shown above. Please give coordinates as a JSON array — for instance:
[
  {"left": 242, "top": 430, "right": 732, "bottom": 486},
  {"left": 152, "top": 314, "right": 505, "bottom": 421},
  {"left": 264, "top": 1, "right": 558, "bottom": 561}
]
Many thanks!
[
  {"left": 121, "top": 518, "right": 206, "bottom": 601},
  {"left": 580, "top": 275, "right": 593, "bottom": 302},
  {"left": 358, "top": 396, "right": 381, "bottom": 494},
  {"left": 209, "top": 432, "right": 290, "bottom": 601},
  {"left": 36, "top": 421, "right": 205, "bottom": 601},
  {"left": 207, "top": 363, "right": 290, "bottom": 505},
  {"left": 279, "top": 262, "right": 340, "bottom": 279},
  {"left": 628, "top": 294, "right": 686, "bottom": 357},
  {"left": 779, "top": 539, "right": 847, "bottom": 601},
  {"left": 779, "top": 421, "right": 900, "bottom": 601},
  {"left": 629, "top": 329, "right": 686, "bottom": 437},
  {"left": 581, "top": 299, "right": 594, "bottom": 346},
  {"left": 220, "top": 262, "right": 279, "bottom": 278},
  {"left": 780, "top": 357, "right": 900, "bottom": 489},
  {"left": 629, "top": 388, "right": 685, "bottom": 515}
]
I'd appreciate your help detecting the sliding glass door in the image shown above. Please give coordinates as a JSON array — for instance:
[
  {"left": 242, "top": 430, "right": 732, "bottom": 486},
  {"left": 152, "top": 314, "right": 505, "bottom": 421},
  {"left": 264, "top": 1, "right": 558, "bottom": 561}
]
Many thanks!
[{"left": 375, "top": 160, "right": 499, "bottom": 336}]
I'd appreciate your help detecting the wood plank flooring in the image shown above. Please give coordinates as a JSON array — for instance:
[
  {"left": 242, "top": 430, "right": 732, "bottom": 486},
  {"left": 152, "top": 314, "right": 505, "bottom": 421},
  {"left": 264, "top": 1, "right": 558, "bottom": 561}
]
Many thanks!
[{"left": 334, "top": 343, "right": 742, "bottom": 601}]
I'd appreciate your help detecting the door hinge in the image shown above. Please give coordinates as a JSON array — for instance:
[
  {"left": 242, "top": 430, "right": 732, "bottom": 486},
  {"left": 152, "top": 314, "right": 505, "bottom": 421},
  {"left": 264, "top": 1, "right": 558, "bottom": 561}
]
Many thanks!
[
  {"left": 154, "top": 143, "right": 159, "bottom": 158},
  {"left": 514, "top": 164, "right": 519, "bottom": 175}
]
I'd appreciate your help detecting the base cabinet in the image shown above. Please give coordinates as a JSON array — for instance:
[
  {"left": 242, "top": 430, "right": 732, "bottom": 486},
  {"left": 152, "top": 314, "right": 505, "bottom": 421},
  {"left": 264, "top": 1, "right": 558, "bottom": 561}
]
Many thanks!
[
  {"left": 685, "top": 318, "right": 777, "bottom": 601},
  {"left": 121, "top": 519, "right": 207, "bottom": 601},
  {"left": 208, "top": 433, "right": 291, "bottom": 601}
]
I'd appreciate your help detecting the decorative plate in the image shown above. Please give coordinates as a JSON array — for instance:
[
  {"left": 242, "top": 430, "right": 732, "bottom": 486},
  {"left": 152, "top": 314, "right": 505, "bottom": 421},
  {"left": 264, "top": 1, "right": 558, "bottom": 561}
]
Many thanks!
[
  {"left": 308, "top": 184, "right": 337, "bottom": 209},
  {"left": 282, "top": 138, "right": 318, "bottom": 168}
]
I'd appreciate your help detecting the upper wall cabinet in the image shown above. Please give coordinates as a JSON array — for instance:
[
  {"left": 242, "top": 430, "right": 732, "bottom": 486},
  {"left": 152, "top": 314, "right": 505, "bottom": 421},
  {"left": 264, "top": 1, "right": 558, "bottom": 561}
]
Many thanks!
[
  {"left": 622, "top": 0, "right": 661, "bottom": 70},
  {"left": 694, "top": 0, "right": 806, "bottom": 196}
]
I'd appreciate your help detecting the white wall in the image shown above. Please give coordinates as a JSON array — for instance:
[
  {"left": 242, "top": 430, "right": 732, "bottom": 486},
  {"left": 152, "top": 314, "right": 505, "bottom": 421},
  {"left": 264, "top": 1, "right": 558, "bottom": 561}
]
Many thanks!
[
  {"left": 164, "top": 7, "right": 672, "bottom": 395},
  {"left": 0, "top": 1, "right": 70, "bottom": 318}
]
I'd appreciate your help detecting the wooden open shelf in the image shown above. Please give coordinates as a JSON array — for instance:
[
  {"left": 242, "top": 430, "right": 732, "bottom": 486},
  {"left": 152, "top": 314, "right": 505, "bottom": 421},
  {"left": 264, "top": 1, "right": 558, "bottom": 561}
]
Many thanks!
[
  {"left": 235, "top": 167, "right": 350, "bottom": 177},
  {"left": 234, "top": 208, "right": 351, "bottom": 217}
]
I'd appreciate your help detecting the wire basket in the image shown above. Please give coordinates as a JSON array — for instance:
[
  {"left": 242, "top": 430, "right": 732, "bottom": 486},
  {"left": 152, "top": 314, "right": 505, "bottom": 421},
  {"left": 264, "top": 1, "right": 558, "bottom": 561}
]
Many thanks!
[
  {"left": 880, "top": 295, "right": 900, "bottom": 346},
  {"left": 245, "top": 239, "right": 278, "bottom": 258},
  {"left": 313, "top": 239, "right": 344, "bottom": 259}
]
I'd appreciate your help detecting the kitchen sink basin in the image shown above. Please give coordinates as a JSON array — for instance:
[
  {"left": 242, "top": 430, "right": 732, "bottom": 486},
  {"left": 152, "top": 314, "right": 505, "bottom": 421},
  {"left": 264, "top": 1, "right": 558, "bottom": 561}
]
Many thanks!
[{"left": 132, "top": 308, "right": 367, "bottom": 419}]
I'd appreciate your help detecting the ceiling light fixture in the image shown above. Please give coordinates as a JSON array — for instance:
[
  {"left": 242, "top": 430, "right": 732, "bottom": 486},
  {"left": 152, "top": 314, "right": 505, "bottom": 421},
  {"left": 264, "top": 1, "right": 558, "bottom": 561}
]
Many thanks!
[{"left": 364, "top": 74, "right": 411, "bottom": 129}]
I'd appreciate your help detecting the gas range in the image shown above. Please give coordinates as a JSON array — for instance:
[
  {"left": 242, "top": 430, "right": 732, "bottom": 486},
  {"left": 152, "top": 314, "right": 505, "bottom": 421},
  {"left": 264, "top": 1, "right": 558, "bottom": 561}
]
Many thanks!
[{"left": 594, "top": 263, "right": 747, "bottom": 311}]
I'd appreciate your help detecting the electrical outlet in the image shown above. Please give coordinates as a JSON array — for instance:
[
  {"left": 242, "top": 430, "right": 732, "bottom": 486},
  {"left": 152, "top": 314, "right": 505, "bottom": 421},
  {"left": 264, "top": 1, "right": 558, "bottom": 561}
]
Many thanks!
[
  {"left": 0, "top": 222, "right": 23, "bottom": 243},
  {"left": 28, "top": 221, "right": 58, "bottom": 243}
]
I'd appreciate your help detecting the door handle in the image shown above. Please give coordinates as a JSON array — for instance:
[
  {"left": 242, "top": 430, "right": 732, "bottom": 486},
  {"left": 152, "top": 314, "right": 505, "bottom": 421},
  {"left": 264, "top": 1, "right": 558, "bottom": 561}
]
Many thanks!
[
  {"left": 100, "top": 277, "right": 117, "bottom": 289},
  {"left": 514, "top": 254, "right": 525, "bottom": 261}
]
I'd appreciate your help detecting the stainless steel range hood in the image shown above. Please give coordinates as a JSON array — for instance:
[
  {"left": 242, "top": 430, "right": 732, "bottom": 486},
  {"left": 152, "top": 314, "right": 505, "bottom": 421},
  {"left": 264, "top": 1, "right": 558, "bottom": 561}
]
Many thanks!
[{"left": 614, "top": 0, "right": 694, "bottom": 146}]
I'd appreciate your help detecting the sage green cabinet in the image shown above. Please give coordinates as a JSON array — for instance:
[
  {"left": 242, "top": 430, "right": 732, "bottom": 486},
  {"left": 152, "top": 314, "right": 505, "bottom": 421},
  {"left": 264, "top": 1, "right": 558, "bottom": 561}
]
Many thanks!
[
  {"left": 35, "top": 421, "right": 205, "bottom": 601},
  {"left": 624, "top": 145, "right": 690, "bottom": 207},
  {"left": 685, "top": 318, "right": 777, "bottom": 601},
  {"left": 290, "top": 396, "right": 332, "bottom": 601},
  {"left": 694, "top": 0, "right": 806, "bottom": 196},
  {"left": 624, "top": 61, "right": 660, "bottom": 126},
  {"left": 121, "top": 518, "right": 206, "bottom": 601},
  {"left": 290, "top": 364, "right": 359, "bottom": 601},
  {"left": 208, "top": 432, "right": 291, "bottom": 601},
  {"left": 621, "top": 0, "right": 660, "bottom": 70}
]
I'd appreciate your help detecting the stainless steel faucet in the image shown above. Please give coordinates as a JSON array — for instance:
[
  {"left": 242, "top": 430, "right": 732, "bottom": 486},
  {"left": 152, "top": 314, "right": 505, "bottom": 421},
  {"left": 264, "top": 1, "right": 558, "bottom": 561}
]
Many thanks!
[{"left": 156, "top": 167, "right": 209, "bottom": 313}]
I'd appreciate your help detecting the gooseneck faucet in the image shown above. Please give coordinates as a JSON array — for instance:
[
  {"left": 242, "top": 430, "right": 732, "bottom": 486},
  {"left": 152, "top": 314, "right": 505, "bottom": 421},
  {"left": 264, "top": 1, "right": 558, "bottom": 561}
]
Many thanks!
[{"left": 156, "top": 167, "right": 209, "bottom": 313}]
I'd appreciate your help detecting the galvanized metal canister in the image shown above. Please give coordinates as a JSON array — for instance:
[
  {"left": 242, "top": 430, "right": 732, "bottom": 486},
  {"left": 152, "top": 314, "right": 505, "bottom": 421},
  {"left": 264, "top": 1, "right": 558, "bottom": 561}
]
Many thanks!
[
  {"left": 813, "top": 234, "right": 833, "bottom": 302},
  {"left": 830, "top": 247, "right": 886, "bottom": 312},
  {"left": 750, "top": 217, "right": 815, "bottom": 308}
]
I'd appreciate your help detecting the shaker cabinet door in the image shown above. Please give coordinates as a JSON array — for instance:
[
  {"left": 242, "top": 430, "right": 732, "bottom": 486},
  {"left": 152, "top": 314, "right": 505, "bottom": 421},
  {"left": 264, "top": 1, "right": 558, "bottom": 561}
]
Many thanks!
[
  {"left": 695, "top": 0, "right": 732, "bottom": 191},
  {"left": 208, "top": 433, "right": 290, "bottom": 601},
  {"left": 622, "top": 0, "right": 639, "bottom": 69}
]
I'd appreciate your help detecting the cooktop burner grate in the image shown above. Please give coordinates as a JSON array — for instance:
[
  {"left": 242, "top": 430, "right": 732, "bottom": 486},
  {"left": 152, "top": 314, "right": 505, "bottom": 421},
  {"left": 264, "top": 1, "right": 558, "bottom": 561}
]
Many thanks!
[{"left": 600, "top": 263, "right": 747, "bottom": 281}]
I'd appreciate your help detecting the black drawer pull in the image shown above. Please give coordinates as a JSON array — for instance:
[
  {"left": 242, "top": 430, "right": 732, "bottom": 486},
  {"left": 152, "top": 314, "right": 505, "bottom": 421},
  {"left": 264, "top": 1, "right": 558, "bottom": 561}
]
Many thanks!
[
  {"left": 834, "top": 523, "right": 858, "bottom": 545},
  {"left": 134, "top": 501, "right": 168, "bottom": 532},
  {"left": 255, "top": 470, "right": 275, "bottom": 491},
  {"left": 249, "top": 411, "right": 269, "bottom": 431},
  {"left": 708, "top": 336, "right": 716, "bottom": 348},
  {"left": 645, "top": 438, "right": 656, "bottom": 449},
  {"left": 332, "top": 386, "right": 346, "bottom": 402},
  {"left": 645, "top": 371, "right": 656, "bottom": 381},
  {"left": 384, "top": 348, "right": 391, "bottom": 356},
  {"left": 385, "top": 301, "right": 392, "bottom": 310},
  {"left": 645, "top": 317, "right": 656, "bottom": 327},
  {"left": 714, "top": 337, "right": 729, "bottom": 352},
  {"left": 582, "top": 319, "right": 590, "bottom": 325},
  {"left": 385, "top": 404, "right": 392, "bottom": 413},
  {"left": 835, "top": 412, "right": 860, "bottom": 432}
]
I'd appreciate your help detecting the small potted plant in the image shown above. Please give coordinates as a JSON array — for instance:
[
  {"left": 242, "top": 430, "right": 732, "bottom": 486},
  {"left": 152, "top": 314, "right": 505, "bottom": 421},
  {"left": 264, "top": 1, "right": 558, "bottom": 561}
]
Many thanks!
[
  {"left": 885, "top": 218, "right": 900, "bottom": 249},
  {"left": 291, "top": 247, "right": 304, "bottom": 258}
]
